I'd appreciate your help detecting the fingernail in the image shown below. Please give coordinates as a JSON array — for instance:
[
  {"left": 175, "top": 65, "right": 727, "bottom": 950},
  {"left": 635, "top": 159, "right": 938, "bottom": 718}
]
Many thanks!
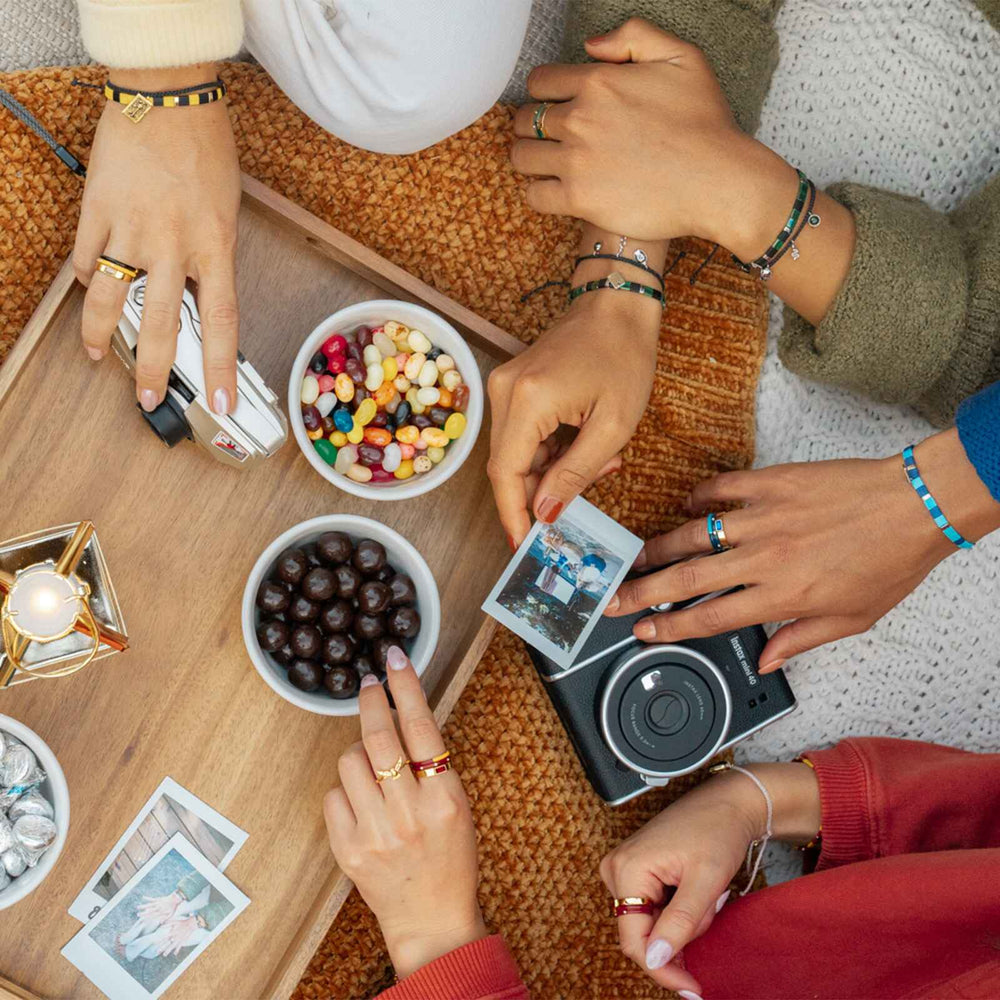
[
  {"left": 605, "top": 594, "right": 620, "bottom": 613},
  {"left": 760, "top": 658, "right": 785, "bottom": 675},
  {"left": 140, "top": 389, "right": 159, "bottom": 412},
  {"left": 387, "top": 645, "right": 408, "bottom": 671},
  {"left": 212, "top": 387, "right": 230, "bottom": 416},
  {"left": 86, "top": 346, "right": 104, "bottom": 361},
  {"left": 678, "top": 992, "right": 703, "bottom": 1000},
  {"left": 715, "top": 889, "right": 730, "bottom": 913},
  {"left": 634, "top": 620, "right": 655, "bottom": 640},
  {"left": 360, "top": 673, "right": 380, "bottom": 688},
  {"left": 634, "top": 548, "right": 648, "bottom": 570},
  {"left": 586, "top": 32, "right": 609, "bottom": 42},
  {"left": 537, "top": 498, "right": 563, "bottom": 524},
  {"left": 645, "top": 939, "right": 673, "bottom": 970}
]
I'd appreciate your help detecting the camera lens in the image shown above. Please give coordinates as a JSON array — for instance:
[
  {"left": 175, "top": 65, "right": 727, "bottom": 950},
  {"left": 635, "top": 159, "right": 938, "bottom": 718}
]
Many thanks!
[
  {"left": 600, "top": 645, "right": 731, "bottom": 779},
  {"left": 140, "top": 394, "right": 192, "bottom": 448}
]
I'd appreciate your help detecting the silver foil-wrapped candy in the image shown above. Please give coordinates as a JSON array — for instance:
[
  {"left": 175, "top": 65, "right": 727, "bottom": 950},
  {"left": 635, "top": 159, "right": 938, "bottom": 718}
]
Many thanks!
[
  {"left": 13, "top": 815, "right": 57, "bottom": 866},
  {"left": 9, "top": 789, "right": 54, "bottom": 822},
  {"left": 0, "top": 815, "right": 15, "bottom": 854},
  {"left": 2, "top": 845, "right": 29, "bottom": 878},
  {"left": 0, "top": 745, "right": 36, "bottom": 788},
  {"left": 0, "top": 869, "right": 9, "bottom": 891}
]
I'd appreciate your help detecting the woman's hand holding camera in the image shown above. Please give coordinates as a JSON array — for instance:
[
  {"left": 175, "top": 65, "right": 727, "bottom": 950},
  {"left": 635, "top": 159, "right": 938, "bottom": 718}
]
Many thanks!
[
  {"left": 323, "top": 648, "right": 487, "bottom": 980},
  {"left": 607, "top": 429, "right": 1000, "bottom": 669}
]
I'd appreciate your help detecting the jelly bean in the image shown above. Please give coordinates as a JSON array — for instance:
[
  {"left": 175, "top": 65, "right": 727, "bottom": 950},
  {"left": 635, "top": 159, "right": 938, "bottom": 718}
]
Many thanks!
[
  {"left": 347, "top": 418, "right": 365, "bottom": 444},
  {"left": 426, "top": 346, "right": 443, "bottom": 361},
  {"left": 373, "top": 332, "right": 396, "bottom": 358},
  {"left": 406, "top": 387, "right": 426, "bottom": 415},
  {"left": 358, "top": 443, "right": 384, "bottom": 467},
  {"left": 381, "top": 356, "right": 398, "bottom": 382},
  {"left": 412, "top": 414, "right": 433, "bottom": 430},
  {"left": 330, "top": 431, "right": 348, "bottom": 447},
  {"left": 371, "top": 325, "right": 385, "bottom": 336},
  {"left": 365, "top": 364, "right": 384, "bottom": 392},
  {"left": 393, "top": 375, "right": 411, "bottom": 393},
  {"left": 382, "top": 442, "right": 402, "bottom": 472},
  {"left": 370, "top": 410, "right": 389, "bottom": 428},
  {"left": 395, "top": 424, "right": 419, "bottom": 445},
  {"left": 356, "top": 325, "right": 374, "bottom": 348},
  {"left": 333, "top": 408, "right": 354, "bottom": 433},
  {"left": 321, "top": 415, "right": 337, "bottom": 436},
  {"left": 300, "top": 375, "right": 320, "bottom": 405},
  {"left": 427, "top": 446, "right": 446, "bottom": 464},
  {"left": 364, "top": 426, "right": 392, "bottom": 447},
  {"left": 346, "top": 341, "right": 363, "bottom": 362},
  {"left": 408, "top": 329, "right": 432, "bottom": 354},
  {"left": 310, "top": 351, "right": 328, "bottom": 374},
  {"left": 355, "top": 397, "right": 377, "bottom": 426},
  {"left": 444, "top": 412, "right": 467, "bottom": 440},
  {"left": 314, "top": 438, "right": 337, "bottom": 464},
  {"left": 413, "top": 455, "right": 433, "bottom": 474},
  {"left": 418, "top": 360, "right": 439, "bottom": 388},
  {"left": 371, "top": 468, "right": 396, "bottom": 483},
  {"left": 318, "top": 374, "right": 336, "bottom": 393},
  {"left": 307, "top": 427, "right": 324, "bottom": 441},
  {"left": 429, "top": 406, "right": 451, "bottom": 428},
  {"left": 363, "top": 344, "right": 383, "bottom": 367},
  {"left": 395, "top": 352, "right": 409, "bottom": 367},
  {"left": 416, "top": 386, "right": 440, "bottom": 407},
  {"left": 322, "top": 334, "right": 347, "bottom": 357},
  {"left": 316, "top": 392, "right": 337, "bottom": 418},
  {"left": 355, "top": 385, "right": 371, "bottom": 403},
  {"left": 384, "top": 321, "right": 406, "bottom": 340},
  {"left": 384, "top": 390, "right": 402, "bottom": 414},
  {"left": 346, "top": 358, "right": 366, "bottom": 385},
  {"left": 435, "top": 353, "right": 455, "bottom": 373},
  {"left": 437, "top": 387, "right": 454, "bottom": 409},
  {"left": 421, "top": 427, "right": 449, "bottom": 448},
  {"left": 394, "top": 459, "right": 415, "bottom": 480},
  {"left": 334, "top": 373, "right": 355, "bottom": 403},
  {"left": 326, "top": 354, "right": 346, "bottom": 375},
  {"left": 347, "top": 463, "right": 373, "bottom": 483},
  {"left": 403, "top": 353, "right": 426, "bottom": 381},
  {"left": 442, "top": 369, "right": 463, "bottom": 391},
  {"left": 399, "top": 442, "right": 416, "bottom": 460},
  {"left": 374, "top": 382, "right": 397, "bottom": 408},
  {"left": 385, "top": 416, "right": 397, "bottom": 435},
  {"left": 302, "top": 404, "right": 322, "bottom": 432},
  {"left": 452, "top": 384, "right": 470, "bottom": 412},
  {"left": 334, "top": 444, "right": 357, "bottom": 474}
]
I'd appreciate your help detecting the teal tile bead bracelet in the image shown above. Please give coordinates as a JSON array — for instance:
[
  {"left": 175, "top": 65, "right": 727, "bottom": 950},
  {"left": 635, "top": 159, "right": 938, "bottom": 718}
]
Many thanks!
[
  {"left": 568, "top": 271, "right": 665, "bottom": 308},
  {"left": 902, "top": 445, "right": 974, "bottom": 550}
]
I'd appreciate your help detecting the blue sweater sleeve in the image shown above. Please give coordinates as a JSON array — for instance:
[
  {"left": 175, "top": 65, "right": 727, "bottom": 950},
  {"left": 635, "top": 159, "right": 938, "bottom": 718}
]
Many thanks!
[{"left": 956, "top": 380, "right": 1000, "bottom": 503}]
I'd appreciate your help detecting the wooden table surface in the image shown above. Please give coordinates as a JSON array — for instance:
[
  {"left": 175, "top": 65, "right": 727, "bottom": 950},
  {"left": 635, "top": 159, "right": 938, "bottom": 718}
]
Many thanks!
[{"left": 0, "top": 187, "right": 511, "bottom": 998}]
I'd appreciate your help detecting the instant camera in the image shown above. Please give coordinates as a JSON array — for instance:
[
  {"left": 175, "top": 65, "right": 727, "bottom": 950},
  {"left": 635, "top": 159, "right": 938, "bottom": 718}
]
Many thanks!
[
  {"left": 528, "top": 591, "right": 796, "bottom": 805},
  {"left": 112, "top": 276, "right": 287, "bottom": 469}
]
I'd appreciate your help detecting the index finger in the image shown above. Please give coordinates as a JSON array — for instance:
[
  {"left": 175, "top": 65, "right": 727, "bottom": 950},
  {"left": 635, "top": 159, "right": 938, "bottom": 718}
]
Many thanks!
[
  {"left": 527, "top": 62, "right": 595, "bottom": 101},
  {"left": 487, "top": 417, "right": 544, "bottom": 548},
  {"left": 384, "top": 645, "right": 447, "bottom": 763}
]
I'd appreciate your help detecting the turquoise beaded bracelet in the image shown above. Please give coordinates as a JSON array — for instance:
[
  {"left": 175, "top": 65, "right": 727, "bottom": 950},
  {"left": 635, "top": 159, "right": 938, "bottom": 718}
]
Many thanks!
[
  {"left": 567, "top": 271, "right": 665, "bottom": 308},
  {"left": 902, "top": 445, "right": 974, "bottom": 550}
]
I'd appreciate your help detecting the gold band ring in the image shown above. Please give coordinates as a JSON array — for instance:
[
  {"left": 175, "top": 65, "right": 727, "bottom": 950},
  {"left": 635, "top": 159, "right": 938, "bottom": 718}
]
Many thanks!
[
  {"left": 533, "top": 102, "right": 553, "bottom": 140},
  {"left": 413, "top": 757, "right": 453, "bottom": 780},
  {"left": 714, "top": 516, "right": 729, "bottom": 548},
  {"left": 611, "top": 896, "right": 654, "bottom": 918},
  {"left": 374, "top": 755, "right": 409, "bottom": 783},
  {"left": 95, "top": 255, "right": 139, "bottom": 282}
]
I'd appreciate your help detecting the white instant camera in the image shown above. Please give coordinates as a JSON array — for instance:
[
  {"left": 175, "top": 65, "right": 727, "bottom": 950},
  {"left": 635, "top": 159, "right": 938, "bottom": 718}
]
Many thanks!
[{"left": 112, "top": 276, "right": 287, "bottom": 469}]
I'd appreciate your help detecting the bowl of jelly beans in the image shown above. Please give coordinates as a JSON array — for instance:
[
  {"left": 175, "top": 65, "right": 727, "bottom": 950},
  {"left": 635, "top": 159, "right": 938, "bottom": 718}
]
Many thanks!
[{"left": 289, "top": 301, "right": 483, "bottom": 500}]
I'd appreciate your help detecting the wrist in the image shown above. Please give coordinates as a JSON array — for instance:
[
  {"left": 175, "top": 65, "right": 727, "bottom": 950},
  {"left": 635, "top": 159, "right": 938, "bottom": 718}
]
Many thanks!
[
  {"left": 717, "top": 762, "right": 821, "bottom": 846},
  {"left": 565, "top": 280, "right": 662, "bottom": 346},
  {"left": 109, "top": 63, "right": 219, "bottom": 92},
  {"left": 386, "top": 911, "right": 489, "bottom": 980}
]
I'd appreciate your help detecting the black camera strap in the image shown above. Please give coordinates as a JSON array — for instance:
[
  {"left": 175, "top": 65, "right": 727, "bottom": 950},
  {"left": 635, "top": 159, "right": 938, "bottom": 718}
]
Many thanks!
[{"left": 0, "top": 86, "right": 86, "bottom": 177}]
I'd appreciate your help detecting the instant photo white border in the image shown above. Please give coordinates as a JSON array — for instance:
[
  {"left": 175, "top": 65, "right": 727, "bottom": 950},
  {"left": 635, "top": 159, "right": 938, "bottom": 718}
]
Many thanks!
[
  {"left": 482, "top": 497, "right": 643, "bottom": 669},
  {"left": 69, "top": 777, "right": 248, "bottom": 923},
  {"left": 61, "top": 833, "right": 250, "bottom": 1000}
]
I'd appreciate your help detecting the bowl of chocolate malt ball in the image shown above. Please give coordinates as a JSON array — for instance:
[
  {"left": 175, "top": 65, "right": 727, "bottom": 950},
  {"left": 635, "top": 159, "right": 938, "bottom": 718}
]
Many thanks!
[{"left": 241, "top": 515, "right": 441, "bottom": 716}]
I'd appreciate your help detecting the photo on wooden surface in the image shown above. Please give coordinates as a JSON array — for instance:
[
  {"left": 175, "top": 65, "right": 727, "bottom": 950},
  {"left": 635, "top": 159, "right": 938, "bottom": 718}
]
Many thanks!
[
  {"left": 61, "top": 834, "right": 250, "bottom": 1000},
  {"left": 482, "top": 497, "right": 643, "bottom": 668},
  {"left": 68, "top": 777, "right": 247, "bottom": 923}
]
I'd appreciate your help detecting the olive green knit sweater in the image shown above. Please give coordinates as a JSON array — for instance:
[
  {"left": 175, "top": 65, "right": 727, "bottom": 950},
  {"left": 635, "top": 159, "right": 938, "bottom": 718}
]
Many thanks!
[{"left": 565, "top": 0, "right": 1000, "bottom": 426}]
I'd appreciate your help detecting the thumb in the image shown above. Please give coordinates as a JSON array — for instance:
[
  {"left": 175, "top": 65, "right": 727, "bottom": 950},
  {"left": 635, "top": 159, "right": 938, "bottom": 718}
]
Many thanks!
[
  {"left": 533, "top": 421, "right": 625, "bottom": 523},
  {"left": 584, "top": 17, "right": 689, "bottom": 64},
  {"left": 759, "top": 615, "right": 866, "bottom": 674},
  {"left": 644, "top": 868, "right": 727, "bottom": 974}
]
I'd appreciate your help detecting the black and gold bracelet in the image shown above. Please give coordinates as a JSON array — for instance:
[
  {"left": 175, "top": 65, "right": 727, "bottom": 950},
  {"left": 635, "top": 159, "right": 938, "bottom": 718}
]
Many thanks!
[
  {"left": 74, "top": 77, "right": 227, "bottom": 123},
  {"left": 568, "top": 271, "right": 665, "bottom": 307}
]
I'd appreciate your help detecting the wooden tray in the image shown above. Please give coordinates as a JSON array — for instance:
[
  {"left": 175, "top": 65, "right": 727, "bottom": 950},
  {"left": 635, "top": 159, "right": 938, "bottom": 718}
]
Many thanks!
[{"left": 0, "top": 175, "right": 524, "bottom": 999}]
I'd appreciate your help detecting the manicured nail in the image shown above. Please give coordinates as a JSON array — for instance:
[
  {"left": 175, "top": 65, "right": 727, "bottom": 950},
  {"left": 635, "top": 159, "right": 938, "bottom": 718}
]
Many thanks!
[
  {"left": 645, "top": 939, "right": 673, "bottom": 970},
  {"left": 86, "top": 346, "right": 104, "bottom": 361},
  {"left": 678, "top": 992, "right": 703, "bottom": 1000},
  {"left": 212, "top": 387, "right": 230, "bottom": 416},
  {"left": 586, "top": 32, "right": 609, "bottom": 42},
  {"left": 140, "top": 389, "right": 158, "bottom": 412},
  {"left": 605, "top": 594, "right": 620, "bottom": 613},
  {"left": 360, "top": 673, "right": 380, "bottom": 688},
  {"left": 760, "top": 658, "right": 785, "bottom": 675},
  {"left": 537, "top": 498, "right": 563, "bottom": 523},
  {"left": 387, "top": 645, "right": 408, "bottom": 671},
  {"left": 715, "top": 889, "right": 730, "bottom": 913},
  {"left": 634, "top": 620, "right": 655, "bottom": 640},
  {"left": 634, "top": 548, "right": 648, "bottom": 570}
]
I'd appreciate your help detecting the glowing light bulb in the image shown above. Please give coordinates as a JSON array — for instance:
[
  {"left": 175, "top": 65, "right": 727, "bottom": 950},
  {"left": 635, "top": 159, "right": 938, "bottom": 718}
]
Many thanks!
[
  {"left": 5, "top": 563, "right": 84, "bottom": 640},
  {"left": 29, "top": 585, "right": 60, "bottom": 617}
]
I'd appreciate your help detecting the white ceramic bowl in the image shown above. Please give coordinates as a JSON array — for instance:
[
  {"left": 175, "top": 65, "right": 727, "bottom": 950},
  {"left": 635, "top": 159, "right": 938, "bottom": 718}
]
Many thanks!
[
  {"left": 288, "top": 300, "right": 484, "bottom": 501},
  {"left": 242, "top": 515, "right": 441, "bottom": 716},
  {"left": 0, "top": 715, "right": 70, "bottom": 910}
]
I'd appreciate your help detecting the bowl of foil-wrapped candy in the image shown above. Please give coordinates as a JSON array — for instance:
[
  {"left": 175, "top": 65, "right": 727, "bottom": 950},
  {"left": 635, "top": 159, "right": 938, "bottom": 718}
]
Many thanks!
[{"left": 0, "top": 715, "right": 69, "bottom": 909}]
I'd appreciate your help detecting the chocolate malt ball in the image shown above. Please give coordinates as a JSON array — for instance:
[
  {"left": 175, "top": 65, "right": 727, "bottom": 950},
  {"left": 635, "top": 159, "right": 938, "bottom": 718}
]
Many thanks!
[
  {"left": 333, "top": 563, "right": 363, "bottom": 599},
  {"left": 289, "top": 593, "right": 321, "bottom": 622},
  {"left": 316, "top": 531, "right": 353, "bottom": 565},
  {"left": 276, "top": 547, "right": 308, "bottom": 586},
  {"left": 272, "top": 642, "right": 296, "bottom": 667},
  {"left": 352, "top": 539, "right": 387, "bottom": 576},
  {"left": 387, "top": 574, "right": 417, "bottom": 607},
  {"left": 257, "top": 581, "right": 290, "bottom": 615},
  {"left": 319, "top": 599, "right": 354, "bottom": 635},
  {"left": 355, "top": 612, "right": 386, "bottom": 641},
  {"left": 324, "top": 665, "right": 361, "bottom": 699},
  {"left": 357, "top": 580, "right": 390, "bottom": 614},
  {"left": 322, "top": 633, "right": 355, "bottom": 666},
  {"left": 288, "top": 659, "right": 323, "bottom": 691},
  {"left": 256, "top": 619, "right": 289, "bottom": 653},
  {"left": 290, "top": 624, "right": 323, "bottom": 660},
  {"left": 301, "top": 567, "right": 337, "bottom": 602}
]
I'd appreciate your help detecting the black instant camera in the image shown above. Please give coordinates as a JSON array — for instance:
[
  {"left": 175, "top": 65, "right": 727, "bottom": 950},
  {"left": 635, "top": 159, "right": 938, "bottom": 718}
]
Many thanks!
[{"left": 527, "top": 592, "right": 796, "bottom": 805}]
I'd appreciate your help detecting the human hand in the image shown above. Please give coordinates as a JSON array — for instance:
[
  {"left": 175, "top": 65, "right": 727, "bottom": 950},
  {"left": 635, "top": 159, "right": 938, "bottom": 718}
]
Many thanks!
[
  {"left": 487, "top": 284, "right": 660, "bottom": 546},
  {"left": 136, "top": 891, "right": 182, "bottom": 924},
  {"left": 511, "top": 19, "right": 795, "bottom": 248},
  {"left": 324, "top": 647, "right": 487, "bottom": 979},
  {"left": 607, "top": 429, "right": 1000, "bottom": 670},
  {"left": 157, "top": 915, "right": 198, "bottom": 957},
  {"left": 601, "top": 762, "right": 820, "bottom": 994},
  {"left": 72, "top": 64, "right": 242, "bottom": 415}
]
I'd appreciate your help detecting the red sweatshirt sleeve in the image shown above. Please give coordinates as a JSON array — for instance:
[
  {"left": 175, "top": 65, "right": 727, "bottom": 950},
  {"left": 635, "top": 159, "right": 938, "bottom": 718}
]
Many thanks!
[
  {"left": 806, "top": 737, "right": 1000, "bottom": 870},
  {"left": 378, "top": 935, "right": 528, "bottom": 1000}
]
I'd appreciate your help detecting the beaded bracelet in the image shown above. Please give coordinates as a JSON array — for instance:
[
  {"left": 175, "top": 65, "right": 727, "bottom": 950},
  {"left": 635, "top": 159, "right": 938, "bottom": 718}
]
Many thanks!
[
  {"left": 574, "top": 253, "right": 666, "bottom": 290},
  {"left": 762, "top": 178, "right": 818, "bottom": 277},
  {"left": 733, "top": 169, "right": 815, "bottom": 279},
  {"left": 901, "top": 445, "right": 975, "bottom": 549},
  {"left": 567, "top": 272, "right": 665, "bottom": 307},
  {"left": 73, "top": 77, "right": 226, "bottom": 124}
]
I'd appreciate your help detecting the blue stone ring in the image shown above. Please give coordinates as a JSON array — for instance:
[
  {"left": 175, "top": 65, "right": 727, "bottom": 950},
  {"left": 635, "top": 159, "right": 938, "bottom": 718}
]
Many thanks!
[{"left": 706, "top": 513, "right": 730, "bottom": 552}]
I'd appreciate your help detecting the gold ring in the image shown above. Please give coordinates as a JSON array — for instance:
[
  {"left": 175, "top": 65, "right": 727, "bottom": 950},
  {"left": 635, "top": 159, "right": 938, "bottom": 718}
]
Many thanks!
[
  {"left": 413, "top": 758, "right": 453, "bottom": 780},
  {"left": 714, "top": 515, "right": 729, "bottom": 548},
  {"left": 611, "top": 896, "right": 655, "bottom": 917},
  {"left": 95, "top": 255, "right": 139, "bottom": 282},
  {"left": 533, "top": 102, "right": 553, "bottom": 140},
  {"left": 374, "top": 755, "right": 409, "bottom": 783}
]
